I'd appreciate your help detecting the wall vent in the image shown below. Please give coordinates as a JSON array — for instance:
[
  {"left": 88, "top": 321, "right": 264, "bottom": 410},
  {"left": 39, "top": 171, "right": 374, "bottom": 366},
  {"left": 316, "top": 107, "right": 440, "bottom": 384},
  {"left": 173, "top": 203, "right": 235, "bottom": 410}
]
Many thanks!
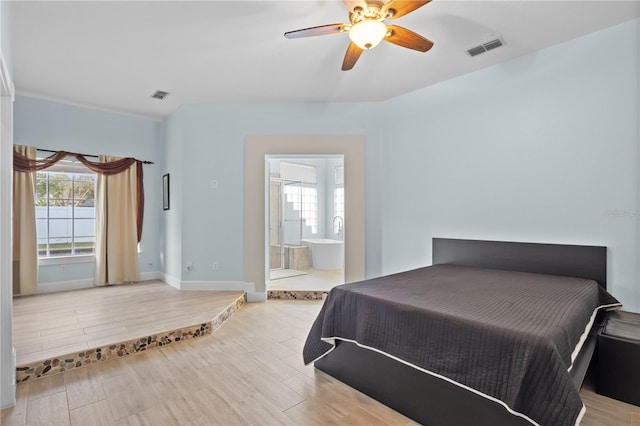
[
  {"left": 151, "top": 90, "right": 170, "bottom": 100},
  {"left": 466, "top": 35, "right": 505, "bottom": 57}
]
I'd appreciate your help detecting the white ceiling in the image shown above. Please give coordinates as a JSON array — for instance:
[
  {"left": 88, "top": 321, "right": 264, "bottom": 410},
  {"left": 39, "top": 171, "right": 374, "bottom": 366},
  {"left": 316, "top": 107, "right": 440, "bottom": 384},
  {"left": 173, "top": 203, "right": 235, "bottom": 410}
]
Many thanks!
[{"left": 12, "top": 1, "right": 640, "bottom": 120}]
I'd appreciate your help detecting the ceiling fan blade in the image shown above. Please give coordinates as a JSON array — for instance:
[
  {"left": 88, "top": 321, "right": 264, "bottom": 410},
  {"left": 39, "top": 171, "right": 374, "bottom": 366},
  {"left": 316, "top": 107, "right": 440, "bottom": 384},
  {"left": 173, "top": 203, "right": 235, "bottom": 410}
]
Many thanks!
[
  {"left": 284, "top": 24, "right": 344, "bottom": 39},
  {"left": 342, "top": 42, "right": 364, "bottom": 71},
  {"left": 385, "top": 25, "right": 434, "bottom": 52},
  {"left": 383, "top": 0, "right": 432, "bottom": 19},
  {"left": 343, "top": 0, "right": 368, "bottom": 13}
]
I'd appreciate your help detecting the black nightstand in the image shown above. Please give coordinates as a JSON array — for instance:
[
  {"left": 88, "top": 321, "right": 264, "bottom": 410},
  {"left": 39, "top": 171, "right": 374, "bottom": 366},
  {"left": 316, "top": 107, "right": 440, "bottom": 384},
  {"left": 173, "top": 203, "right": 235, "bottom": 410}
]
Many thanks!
[{"left": 596, "top": 310, "right": 640, "bottom": 407}]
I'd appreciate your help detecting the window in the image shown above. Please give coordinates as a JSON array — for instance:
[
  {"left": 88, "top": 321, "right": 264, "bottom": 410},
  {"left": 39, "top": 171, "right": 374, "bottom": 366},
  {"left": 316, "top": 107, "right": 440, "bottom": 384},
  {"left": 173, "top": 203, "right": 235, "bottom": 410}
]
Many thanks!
[
  {"left": 284, "top": 184, "right": 318, "bottom": 234},
  {"left": 280, "top": 161, "right": 318, "bottom": 234},
  {"left": 35, "top": 161, "right": 97, "bottom": 258},
  {"left": 334, "top": 166, "right": 344, "bottom": 233},
  {"left": 334, "top": 187, "right": 344, "bottom": 233}
]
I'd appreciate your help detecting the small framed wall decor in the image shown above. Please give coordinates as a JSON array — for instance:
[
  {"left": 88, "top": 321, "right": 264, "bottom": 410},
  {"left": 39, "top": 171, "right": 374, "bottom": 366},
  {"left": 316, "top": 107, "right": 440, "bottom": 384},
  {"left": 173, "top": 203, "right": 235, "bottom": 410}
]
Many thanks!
[{"left": 163, "top": 173, "right": 170, "bottom": 211}]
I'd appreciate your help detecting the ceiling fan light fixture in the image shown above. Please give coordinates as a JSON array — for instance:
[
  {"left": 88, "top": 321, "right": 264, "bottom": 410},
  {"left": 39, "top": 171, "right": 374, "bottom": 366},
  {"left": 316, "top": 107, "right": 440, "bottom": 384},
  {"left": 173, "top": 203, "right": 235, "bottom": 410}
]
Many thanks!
[
  {"left": 348, "top": 20, "right": 387, "bottom": 50},
  {"left": 284, "top": 0, "right": 433, "bottom": 70}
]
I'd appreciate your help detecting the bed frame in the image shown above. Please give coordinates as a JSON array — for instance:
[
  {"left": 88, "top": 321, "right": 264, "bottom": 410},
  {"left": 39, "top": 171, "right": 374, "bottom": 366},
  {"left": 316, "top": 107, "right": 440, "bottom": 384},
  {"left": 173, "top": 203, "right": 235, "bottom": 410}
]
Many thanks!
[{"left": 314, "top": 238, "right": 607, "bottom": 426}]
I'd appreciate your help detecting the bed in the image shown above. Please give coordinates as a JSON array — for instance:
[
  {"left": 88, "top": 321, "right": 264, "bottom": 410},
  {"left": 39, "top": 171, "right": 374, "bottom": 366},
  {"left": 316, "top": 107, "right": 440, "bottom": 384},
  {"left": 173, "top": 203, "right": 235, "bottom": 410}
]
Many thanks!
[{"left": 302, "top": 238, "right": 621, "bottom": 426}]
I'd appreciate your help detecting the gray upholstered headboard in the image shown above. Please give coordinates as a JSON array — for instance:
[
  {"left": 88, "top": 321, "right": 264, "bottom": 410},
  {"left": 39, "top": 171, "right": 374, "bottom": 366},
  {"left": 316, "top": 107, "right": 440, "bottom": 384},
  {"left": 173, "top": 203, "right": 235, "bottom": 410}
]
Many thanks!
[{"left": 432, "top": 238, "right": 607, "bottom": 289}]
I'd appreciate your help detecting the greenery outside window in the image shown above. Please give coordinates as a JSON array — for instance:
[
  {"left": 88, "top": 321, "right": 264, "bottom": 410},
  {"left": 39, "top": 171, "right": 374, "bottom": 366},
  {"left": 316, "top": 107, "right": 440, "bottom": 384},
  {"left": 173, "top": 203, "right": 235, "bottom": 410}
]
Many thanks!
[{"left": 35, "top": 160, "right": 97, "bottom": 258}]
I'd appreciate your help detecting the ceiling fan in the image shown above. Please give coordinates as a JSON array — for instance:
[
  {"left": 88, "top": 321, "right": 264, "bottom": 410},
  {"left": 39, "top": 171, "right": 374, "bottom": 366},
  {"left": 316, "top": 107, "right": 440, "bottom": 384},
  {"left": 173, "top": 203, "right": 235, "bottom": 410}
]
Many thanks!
[{"left": 284, "top": 0, "right": 434, "bottom": 71}]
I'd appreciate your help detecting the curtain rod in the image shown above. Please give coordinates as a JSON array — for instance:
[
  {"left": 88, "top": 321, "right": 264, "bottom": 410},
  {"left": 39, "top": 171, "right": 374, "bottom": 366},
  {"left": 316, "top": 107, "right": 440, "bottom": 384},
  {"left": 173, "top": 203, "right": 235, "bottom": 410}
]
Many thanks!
[{"left": 36, "top": 148, "right": 154, "bottom": 164}]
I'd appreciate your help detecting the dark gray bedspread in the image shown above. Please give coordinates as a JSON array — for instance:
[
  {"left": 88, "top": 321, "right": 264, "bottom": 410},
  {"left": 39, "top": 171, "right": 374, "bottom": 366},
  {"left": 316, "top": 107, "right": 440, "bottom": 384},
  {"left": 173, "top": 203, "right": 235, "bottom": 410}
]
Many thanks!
[{"left": 303, "top": 264, "right": 621, "bottom": 426}]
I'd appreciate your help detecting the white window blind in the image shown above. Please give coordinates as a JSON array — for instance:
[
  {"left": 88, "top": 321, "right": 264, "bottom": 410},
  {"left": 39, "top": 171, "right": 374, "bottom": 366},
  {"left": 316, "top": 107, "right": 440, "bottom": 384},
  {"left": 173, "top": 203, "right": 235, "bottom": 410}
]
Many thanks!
[{"left": 280, "top": 161, "right": 317, "bottom": 184}]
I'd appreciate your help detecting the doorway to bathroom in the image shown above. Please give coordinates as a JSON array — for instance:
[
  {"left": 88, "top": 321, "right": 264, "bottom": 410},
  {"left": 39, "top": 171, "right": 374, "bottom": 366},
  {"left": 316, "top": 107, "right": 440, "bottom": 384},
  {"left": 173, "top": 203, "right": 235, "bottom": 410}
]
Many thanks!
[{"left": 267, "top": 155, "right": 345, "bottom": 291}]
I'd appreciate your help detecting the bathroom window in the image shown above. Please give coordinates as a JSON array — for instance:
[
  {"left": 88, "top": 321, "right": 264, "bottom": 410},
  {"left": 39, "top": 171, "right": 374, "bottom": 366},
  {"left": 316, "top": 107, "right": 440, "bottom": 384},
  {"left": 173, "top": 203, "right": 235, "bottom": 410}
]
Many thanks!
[
  {"left": 35, "top": 161, "right": 97, "bottom": 258},
  {"left": 284, "top": 184, "right": 318, "bottom": 234},
  {"left": 281, "top": 161, "right": 318, "bottom": 234},
  {"left": 334, "top": 187, "right": 344, "bottom": 233},
  {"left": 334, "top": 165, "right": 344, "bottom": 233},
  {"left": 301, "top": 186, "right": 318, "bottom": 234}
]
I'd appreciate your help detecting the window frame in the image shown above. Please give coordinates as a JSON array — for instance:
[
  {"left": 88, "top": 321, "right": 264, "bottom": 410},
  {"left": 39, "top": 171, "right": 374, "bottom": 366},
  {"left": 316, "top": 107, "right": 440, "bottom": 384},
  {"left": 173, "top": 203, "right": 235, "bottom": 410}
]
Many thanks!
[
  {"left": 334, "top": 165, "right": 345, "bottom": 233},
  {"left": 283, "top": 182, "right": 318, "bottom": 234},
  {"left": 35, "top": 159, "right": 97, "bottom": 262},
  {"left": 334, "top": 186, "right": 345, "bottom": 234}
]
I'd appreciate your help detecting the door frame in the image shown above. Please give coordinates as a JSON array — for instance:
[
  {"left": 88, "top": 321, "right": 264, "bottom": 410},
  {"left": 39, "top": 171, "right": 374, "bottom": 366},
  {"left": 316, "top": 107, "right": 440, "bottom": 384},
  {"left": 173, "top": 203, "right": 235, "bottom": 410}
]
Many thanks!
[{"left": 245, "top": 135, "right": 365, "bottom": 300}]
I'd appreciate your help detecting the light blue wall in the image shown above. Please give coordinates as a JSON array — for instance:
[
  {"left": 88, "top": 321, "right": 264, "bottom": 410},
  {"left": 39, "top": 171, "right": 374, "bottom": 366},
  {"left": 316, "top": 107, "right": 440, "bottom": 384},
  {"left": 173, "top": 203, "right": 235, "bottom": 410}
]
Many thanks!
[
  {"left": 379, "top": 19, "right": 640, "bottom": 311},
  {"left": 164, "top": 103, "right": 383, "bottom": 282},
  {"left": 161, "top": 108, "right": 184, "bottom": 281},
  {"left": 13, "top": 96, "right": 163, "bottom": 286}
]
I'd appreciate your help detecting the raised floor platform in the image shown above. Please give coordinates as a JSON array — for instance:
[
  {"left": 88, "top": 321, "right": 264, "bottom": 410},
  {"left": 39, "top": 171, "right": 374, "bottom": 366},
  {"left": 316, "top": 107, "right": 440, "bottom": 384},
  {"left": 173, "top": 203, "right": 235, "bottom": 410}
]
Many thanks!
[{"left": 13, "top": 281, "right": 245, "bottom": 383}]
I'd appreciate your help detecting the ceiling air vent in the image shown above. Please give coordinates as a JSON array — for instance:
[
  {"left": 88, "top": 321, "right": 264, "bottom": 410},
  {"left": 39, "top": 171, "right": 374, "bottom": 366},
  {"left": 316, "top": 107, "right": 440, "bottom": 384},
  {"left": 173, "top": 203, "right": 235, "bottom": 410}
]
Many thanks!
[
  {"left": 467, "top": 46, "right": 486, "bottom": 57},
  {"left": 151, "top": 90, "right": 170, "bottom": 100},
  {"left": 466, "top": 34, "right": 505, "bottom": 57}
]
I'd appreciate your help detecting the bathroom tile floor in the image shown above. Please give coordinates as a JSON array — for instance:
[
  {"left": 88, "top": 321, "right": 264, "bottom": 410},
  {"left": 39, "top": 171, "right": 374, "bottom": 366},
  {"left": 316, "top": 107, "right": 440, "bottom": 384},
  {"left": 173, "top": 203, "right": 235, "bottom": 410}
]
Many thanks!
[
  {"left": 12, "top": 282, "right": 244, "bottom": 366},
  {"left": 268, "top": 268, "right": 344, "bottom": 291}
]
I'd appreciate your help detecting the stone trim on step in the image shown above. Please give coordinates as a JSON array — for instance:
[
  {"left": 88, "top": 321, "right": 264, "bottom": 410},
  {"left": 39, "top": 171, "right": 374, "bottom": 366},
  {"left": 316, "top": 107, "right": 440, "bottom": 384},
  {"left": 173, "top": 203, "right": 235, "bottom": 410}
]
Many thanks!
[
  {"left": 16, "top": 292, "right": 247, "bottom": 383},
  {"left": 267, "top": 290, "right": 327, "bottom": 300}
]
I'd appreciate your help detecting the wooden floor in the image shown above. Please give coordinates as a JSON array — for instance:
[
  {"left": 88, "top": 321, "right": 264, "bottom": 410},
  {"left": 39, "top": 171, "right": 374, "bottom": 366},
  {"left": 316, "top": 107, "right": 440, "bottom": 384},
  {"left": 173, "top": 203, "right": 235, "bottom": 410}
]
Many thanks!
[
  {"left": 12, "top": 281, "right": 243, "bottom": 365},
  {"left": 2, "top": 299, "right": 639, "bottom": 426}
]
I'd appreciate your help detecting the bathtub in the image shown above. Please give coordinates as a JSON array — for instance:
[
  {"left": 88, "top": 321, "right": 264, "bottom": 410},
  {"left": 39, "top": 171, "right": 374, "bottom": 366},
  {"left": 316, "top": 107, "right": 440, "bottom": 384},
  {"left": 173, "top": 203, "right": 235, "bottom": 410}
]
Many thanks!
[{"left": 302, "top": 238, "right": 344, "bottom": 270}]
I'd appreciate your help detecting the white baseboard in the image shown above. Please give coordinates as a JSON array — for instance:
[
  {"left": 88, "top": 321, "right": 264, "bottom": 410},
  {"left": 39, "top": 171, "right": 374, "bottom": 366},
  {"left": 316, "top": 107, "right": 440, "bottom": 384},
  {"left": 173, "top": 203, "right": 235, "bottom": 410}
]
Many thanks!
[
  {"left": 247, "top": 291, "right": 267, "bottom": 302},
  {"left": 37, "top": 271, "right": 161, "bottom": 294},
  {"left": 180, "top": 280, "right": 252, "bottom": 292},
  {"left": 0, "top": 382, "right": 15, "bottom": 410},
  {"left": 0, "top": 348, "right": 17, "bottom": 409},
  {"left": 140, "top": 271, "right": 162, "bottom": 281},
  {"left": 161, "top": 273, "right": 181, "bottom": 289},
  {"left": 157, "top": 275, "right": 265, "bottom": 302}
]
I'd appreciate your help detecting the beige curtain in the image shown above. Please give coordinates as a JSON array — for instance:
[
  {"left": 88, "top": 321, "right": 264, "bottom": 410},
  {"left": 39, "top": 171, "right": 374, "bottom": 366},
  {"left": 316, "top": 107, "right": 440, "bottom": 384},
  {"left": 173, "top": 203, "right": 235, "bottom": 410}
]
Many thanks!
[
  {"left": 95, "top": 155, "right": 140, "bottom": 285},
  {"left": 12, "top": 145, "right": 38, "bottom": 296}
]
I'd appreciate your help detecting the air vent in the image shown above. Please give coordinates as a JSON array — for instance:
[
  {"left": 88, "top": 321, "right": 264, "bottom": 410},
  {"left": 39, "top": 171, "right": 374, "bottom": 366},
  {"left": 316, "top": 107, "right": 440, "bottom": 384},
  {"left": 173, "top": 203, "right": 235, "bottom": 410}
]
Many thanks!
[
  {"left": 151, "top": 90, "right": 170, "bottom": 100},
  {"left": 466, "top": 35, "right": 505, "bottom": 57},
  {"left": 483, "top": 39, "right": 503, "bottom": 51},
  {"left": 467, "top": 46, "right": 486, "bottom": 57}
]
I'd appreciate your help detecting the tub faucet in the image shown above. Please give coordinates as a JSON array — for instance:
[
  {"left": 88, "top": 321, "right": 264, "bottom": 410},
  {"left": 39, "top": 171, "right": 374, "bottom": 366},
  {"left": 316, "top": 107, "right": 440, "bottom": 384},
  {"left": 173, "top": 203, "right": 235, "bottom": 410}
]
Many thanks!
[{"left": 333, "top": 216, "right": 344, "bottom": 240}]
